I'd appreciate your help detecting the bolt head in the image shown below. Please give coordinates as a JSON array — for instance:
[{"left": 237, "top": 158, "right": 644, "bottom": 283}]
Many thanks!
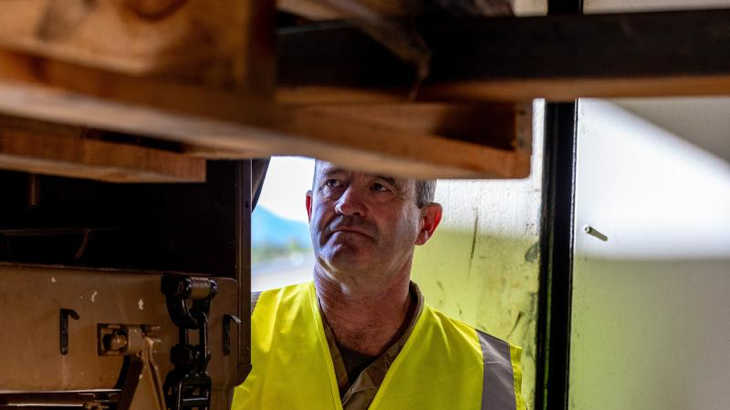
[{"left": 104, "top": 334, "right": 128, "bottom": 352}]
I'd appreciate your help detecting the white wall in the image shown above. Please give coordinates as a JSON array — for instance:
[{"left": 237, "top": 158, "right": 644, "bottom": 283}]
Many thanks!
[
  {"left": 569, "top": 99, "right": 730, "bottom": 410},
  {"left": 570, "top": 1, "right": 730, "bottom": 407}
]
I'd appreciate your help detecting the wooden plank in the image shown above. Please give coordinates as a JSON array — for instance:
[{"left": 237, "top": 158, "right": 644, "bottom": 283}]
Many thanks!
[
  {"left": 277, "top": 75, "right": 730, "bottom": 103},
  {"left": 0, "top": 0, "right": 275, "bottom": 94},
  {"left": 0, "top": 51, "right": 531, "bottom": 179},
  {"left": 300, "top": 103, "right": 528, "bottom": 151},
  {"left": 0, "top": 117, "right": 206, "bottom": 183},
  {"left": 278, "top": 0, "right": 512, "bottom": 20},
  {"left": 277, "top": 9, "right": 730, "bottom": 102},
  {"left": 420, "top": 76, "right": 730, "bottom": 102},
  {"left": 279, "top": 0, "right": 406, "bottom": 20},
  {"left": 281, "top": 102, "right": 532, "bottom": 178},
  {"left": 275, "top": 86, "right": 410, "bottom": 105}
]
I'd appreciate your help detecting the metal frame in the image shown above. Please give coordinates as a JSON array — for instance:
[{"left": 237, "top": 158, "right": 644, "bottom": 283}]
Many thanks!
[
  {"left": 278, "top": 8, "right": 730, "bottom": 101},
  {"left": 235, "top": 160, "right": 253, "bottom": 385},
  {"left": 535, "top": 1, "right": 583, "bottom": 409}
]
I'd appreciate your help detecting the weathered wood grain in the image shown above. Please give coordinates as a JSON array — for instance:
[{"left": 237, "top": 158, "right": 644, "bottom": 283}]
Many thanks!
[
  {"left": 0, "top": 116, "right": 206, "bottom": 182},
  {"left": 0, "top": 0, "right": 275, "bottom": 93},
  {"left": 278, "top": 0, "right": 512, "bottom": 20},
  {"left": 0, "top": 51, "right": 531, "bottom": 179}
]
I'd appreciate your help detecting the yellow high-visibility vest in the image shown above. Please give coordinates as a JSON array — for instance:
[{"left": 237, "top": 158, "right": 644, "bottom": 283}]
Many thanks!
[{"left": 233, "top": 282, "right": 525, "bottom": 410}]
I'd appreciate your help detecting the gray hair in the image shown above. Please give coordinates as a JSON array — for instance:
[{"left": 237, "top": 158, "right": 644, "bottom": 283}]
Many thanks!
[{"left": 415, "top": 179, "right": 437, "bottom": 208}]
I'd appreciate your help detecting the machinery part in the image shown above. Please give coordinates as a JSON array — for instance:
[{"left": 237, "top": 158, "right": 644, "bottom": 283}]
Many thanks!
[
  {"left": 0, "top": 390, "right": 119, "bottom": 408},
  {"left": 27, "top": 173, "right": 40, "bottom": 208},
  {"left": 222, "top": 314, "right": 241, "bottom": 356},
  {"left": 0, "top": 265, "right": 240, "bottom": 404},
  {"left": 60, "top": 308, "right": 80, "bottom": 355},
  {"left": 161, "top": 274, "right": 218, "bottom": 410},
  {"left": 161, "top": 274, "right": 218, "bottom": 329},
  {"left": 98, "top": 324, "right": 166, "bottom": 410},
  {"left": 233, "top": 160, "right": 254, "bottom": 386},
  {"left": 118, "top": 333, "right": 166, "bottom": 410}
]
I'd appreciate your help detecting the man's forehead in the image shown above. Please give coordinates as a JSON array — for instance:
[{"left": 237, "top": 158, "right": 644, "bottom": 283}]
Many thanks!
[{"left": 316, "top": 162, "right": 412, "bottom": 188}]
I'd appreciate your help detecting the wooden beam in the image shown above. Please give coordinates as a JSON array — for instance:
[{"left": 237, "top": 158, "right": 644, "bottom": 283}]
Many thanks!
[
  {"left": 0, "top": 51, "right": 531, "bottom": 179},
  {"left": 180, "top": 99, "right": 531, "bottom": 178},
  {"left": 285, "top": 102, "right": 532, "bottom": 178},
  {"left": 277, "top": 9, "right": 730, "bottom": 102},
  {"left": 277, "top": 0, "right": 512, "bottom": 20},
  {"left": 299, "top": 102, "right": 528, "bottom": 151},
  {"left": 0, "top": 0, "right": 275, "bottom": 94},
  {"left": 279, "top": 0, "right": 406, "bottom": 20},
  {"left": 0, "top": 116, "right": 206, "bottom": 183}
]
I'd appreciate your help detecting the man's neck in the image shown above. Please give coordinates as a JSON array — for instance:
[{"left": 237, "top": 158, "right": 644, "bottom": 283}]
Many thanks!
[{"left": 314, "top": 264, "right": 413, "bottom": 357}]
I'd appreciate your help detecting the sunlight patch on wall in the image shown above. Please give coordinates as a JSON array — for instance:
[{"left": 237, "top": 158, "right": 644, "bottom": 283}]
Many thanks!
[{"left": 576, "top": 100, "right": 730, "bottom": 261}]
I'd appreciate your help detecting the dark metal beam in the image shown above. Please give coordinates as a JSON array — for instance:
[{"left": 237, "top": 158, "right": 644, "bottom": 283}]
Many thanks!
[
  {"left": 278, "top": 8, "right": 730, "bottom": 101},
  {"left": 535, "top": 102, "right": 578, "bottom": 410},
  {"left": 235, "top": 160, "right": 253, "bottom": 386},
  {"left": 535, "top": 0, "right": 582, "bottom": 409}
]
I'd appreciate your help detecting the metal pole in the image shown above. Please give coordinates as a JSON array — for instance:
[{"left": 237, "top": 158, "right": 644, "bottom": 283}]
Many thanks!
[
  {"left": 235, "top": 160, "right": 253, "bottom": 385},
  {"left": 534, "top": 1, "right": 582, "bottom": 407}
]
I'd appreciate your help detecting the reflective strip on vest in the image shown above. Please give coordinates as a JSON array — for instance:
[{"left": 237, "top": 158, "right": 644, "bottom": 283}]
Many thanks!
[
  {"left": 477, "top": 330, "right": 519, "bottom": 410},
  {"left": 234, "top": 282, "right": 524, "bottom": 410}
]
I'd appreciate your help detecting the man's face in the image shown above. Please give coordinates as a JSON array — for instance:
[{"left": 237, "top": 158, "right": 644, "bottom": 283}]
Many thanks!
[{"left": 306, "top": 162, "right": 441, "bottom": 282}]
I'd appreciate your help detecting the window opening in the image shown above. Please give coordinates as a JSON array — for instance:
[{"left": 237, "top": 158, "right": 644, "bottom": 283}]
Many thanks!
[{"left": 252, "top": 157, "right": 315, "bottom": 292}]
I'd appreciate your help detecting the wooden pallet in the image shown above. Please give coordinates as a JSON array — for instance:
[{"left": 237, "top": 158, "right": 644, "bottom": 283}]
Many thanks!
[{"left": 0, "top": 1, "right": 727, "bottom": 181}]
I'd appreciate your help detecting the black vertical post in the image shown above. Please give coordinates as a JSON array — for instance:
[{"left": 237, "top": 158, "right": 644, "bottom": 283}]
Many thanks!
[
  {"left": 235, "top": 160, "right": 253, "bottom": 385},
  {"left": 535, "top": 0, "right": 582, "bottom": 409}
]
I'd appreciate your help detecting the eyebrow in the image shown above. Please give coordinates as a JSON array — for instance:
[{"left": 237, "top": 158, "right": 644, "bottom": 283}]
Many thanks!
[
  {"left": 321, "top": 167, "right": 348, "bottom": 179},
  {"left": 374, "top": 175, "right": 398, "bottom": 187},
  {"left": 319, "top": 167, "right": 402, "bottom": 189}
]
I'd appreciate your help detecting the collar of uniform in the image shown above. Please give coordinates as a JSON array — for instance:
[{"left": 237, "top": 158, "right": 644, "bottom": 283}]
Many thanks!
[{"left": 318, "top": 281, "right": 425, "bottom": 409}]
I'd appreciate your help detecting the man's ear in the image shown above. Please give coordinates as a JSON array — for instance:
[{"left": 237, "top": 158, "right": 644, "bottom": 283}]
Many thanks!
[
  {"left": 306, "top": 190, "right": 313, "bottom": 222},
  {"left": 415, "top": 203, "right": 443, "bottom": 245}
]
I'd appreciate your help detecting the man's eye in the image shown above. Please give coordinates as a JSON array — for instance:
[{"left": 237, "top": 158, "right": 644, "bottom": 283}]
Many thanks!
[
  {"left": 372, "top": 183, "right": 389, "bottom": 192},
  {"left": 325, "top": 179, "right": 342, "bottom": 188}
]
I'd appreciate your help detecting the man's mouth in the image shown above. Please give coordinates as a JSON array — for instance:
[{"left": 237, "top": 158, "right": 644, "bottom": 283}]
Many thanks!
[
  {"left": 331, "top": 227, "right": 372, "bottom": 238},
  {"left": 323, "top": 216, "right": 377, "bottom": 243}
]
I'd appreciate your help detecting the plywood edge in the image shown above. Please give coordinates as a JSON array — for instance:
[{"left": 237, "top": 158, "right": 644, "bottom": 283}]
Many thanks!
[{"left": 0, "top": 119, "right": 206, "bottom": 183}]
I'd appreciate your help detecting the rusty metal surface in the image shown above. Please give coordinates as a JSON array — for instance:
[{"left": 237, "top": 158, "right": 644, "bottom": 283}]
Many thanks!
[{"left": 0, "top": 263, "right": 240, "bottom": 396}]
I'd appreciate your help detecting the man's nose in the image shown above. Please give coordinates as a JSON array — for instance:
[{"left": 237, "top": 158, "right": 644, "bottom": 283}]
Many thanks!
[{"left": 335, "top": 187, "right": 366, "bottom": 217}]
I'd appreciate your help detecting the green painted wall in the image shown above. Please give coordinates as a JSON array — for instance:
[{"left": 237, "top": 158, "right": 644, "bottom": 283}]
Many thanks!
[{"left": 412, "top": 102, "right": 544, "bottom": 409}]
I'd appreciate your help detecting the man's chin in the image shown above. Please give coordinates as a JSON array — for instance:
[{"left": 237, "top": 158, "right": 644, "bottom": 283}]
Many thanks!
[{"left": 319, "top": 246, "right": 372, "bottom": 273}]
